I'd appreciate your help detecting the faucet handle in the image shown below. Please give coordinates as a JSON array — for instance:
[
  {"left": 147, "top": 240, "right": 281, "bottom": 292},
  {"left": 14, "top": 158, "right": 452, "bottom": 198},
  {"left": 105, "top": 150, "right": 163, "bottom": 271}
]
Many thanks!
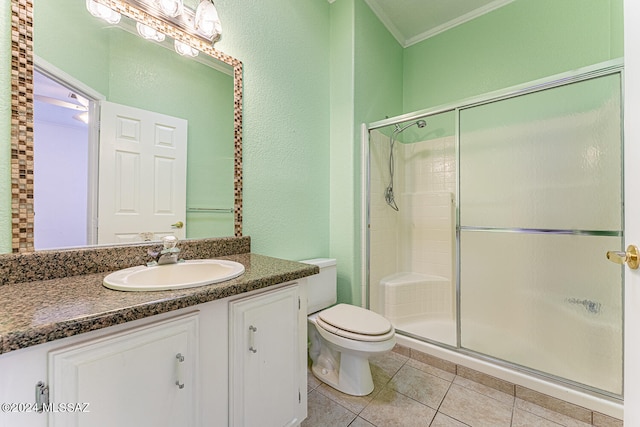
[{"left": 162, "top": 235, "right": 178, "bottom": 250}]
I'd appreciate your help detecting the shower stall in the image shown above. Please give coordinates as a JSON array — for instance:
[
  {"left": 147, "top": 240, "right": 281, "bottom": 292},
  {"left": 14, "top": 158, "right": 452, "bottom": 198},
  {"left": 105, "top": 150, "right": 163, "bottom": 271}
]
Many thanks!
[{"left": 363, "top": 60, "right": 624, "bottom": 400}]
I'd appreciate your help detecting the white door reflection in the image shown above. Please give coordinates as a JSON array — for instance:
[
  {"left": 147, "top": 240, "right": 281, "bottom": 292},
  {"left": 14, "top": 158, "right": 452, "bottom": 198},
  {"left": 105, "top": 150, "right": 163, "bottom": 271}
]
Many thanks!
[
  {"left": 98, "top": 101, "right": 187, "bottom": 244},
  {"left": 34, "top": 70, "right": 188, "bottom": 249}
]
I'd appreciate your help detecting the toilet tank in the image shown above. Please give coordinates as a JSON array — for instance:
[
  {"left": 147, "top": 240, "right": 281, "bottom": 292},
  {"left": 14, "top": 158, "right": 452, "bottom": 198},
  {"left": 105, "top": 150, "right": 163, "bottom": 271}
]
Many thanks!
[{"left": 300, "top": 258, "right": 337, "bottom": 315}]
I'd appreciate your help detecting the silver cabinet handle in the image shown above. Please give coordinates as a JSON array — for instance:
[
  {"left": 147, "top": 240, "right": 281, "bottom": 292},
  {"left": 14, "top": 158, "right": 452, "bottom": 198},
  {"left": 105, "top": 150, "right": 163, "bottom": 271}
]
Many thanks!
[
  {"left": 249, "top": 325, "right": 258, "bottom": 353},
  {"left": 35, "top": 381, "right": 49, "bottom": 413},
  {"left": 175, "top": 353, "right": 185, "bottom": 389}
]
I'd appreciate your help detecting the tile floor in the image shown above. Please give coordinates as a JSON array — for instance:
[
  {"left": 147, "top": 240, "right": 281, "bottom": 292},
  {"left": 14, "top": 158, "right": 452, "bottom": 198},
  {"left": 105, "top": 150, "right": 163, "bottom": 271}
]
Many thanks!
[{"left": 302, "top": 351, "right": 620, "bottom": 427}]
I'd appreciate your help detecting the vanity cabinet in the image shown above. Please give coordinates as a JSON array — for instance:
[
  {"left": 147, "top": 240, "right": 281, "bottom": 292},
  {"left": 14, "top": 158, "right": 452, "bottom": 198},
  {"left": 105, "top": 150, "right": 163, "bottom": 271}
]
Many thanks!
[
  {"left": 229, "top": 284, "right": 307, "bottom": 427},
  {"left": 0, "top": 279, "right": 308, "bottom": 427},
  {"left": 47, "top": 313, "right": 198, "bottom": 427},
  {"left": 0, "top": 341, "right": 49, "bottom": 427}
]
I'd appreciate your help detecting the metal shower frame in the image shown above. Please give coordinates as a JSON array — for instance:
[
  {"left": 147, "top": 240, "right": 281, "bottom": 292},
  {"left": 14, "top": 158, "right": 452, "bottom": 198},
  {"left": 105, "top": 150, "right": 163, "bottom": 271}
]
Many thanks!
[{"left": 361, "top": 58, "right": 625, "bottom": 400}]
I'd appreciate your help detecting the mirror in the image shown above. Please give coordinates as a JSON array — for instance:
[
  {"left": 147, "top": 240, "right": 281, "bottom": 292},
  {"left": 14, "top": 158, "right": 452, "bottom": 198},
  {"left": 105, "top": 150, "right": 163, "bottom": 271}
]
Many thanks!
[{"left": 9, "top": 0, "right": 243, "bottom": 253}]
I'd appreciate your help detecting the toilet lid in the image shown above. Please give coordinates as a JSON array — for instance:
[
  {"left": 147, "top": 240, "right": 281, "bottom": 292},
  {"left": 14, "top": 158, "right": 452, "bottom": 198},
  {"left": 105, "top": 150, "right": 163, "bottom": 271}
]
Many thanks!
[{"left": 318, "top": 304, "right": 393, "bottom": 337}]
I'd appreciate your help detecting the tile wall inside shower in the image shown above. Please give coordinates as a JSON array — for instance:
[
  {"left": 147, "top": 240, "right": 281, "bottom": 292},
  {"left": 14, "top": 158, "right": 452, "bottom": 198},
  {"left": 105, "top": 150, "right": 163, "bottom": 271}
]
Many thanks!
[{"left": 369, "top": 129, "right": 456, "bottom": 345}]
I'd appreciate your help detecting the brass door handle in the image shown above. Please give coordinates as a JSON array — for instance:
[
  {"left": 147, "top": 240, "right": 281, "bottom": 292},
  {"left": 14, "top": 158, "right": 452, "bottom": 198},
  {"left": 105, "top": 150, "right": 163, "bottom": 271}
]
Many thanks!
[
  {"left": 606, "top": 245, "right": 639, "bottom": 269},
  {"left": 171, "top": 221, "right": 184, "bottom": 229}
]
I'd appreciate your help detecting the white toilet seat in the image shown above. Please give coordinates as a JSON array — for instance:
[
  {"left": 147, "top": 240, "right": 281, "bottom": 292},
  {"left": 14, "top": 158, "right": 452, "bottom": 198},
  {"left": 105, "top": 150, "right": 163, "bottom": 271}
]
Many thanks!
[{"left": 316, "top": 304, "right": 394, "bottom": 342}]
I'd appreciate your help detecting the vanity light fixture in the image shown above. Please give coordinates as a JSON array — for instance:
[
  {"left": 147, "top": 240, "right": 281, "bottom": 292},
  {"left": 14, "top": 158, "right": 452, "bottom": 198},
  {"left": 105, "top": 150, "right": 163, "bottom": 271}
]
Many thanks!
[
  {"left": 86, "top": 0, "right": 222, "bottom": 59},
  {"left": 195, "top": 0, "right": 222, "bottom": 40},
  {"left": 74, "top": 112, "right": 90, "bottom": 124},
  {"left": 157, "top": 0, "right": 183, "bottom": 18},
  {"left": 174, "top": 40, "right": 199, "bottom": 57},
  {"left": 86, "top": 0, "right": 121, "bottom": 24},
  {"left": 136, "top": 22, "right": 166, "bottom": 42}
]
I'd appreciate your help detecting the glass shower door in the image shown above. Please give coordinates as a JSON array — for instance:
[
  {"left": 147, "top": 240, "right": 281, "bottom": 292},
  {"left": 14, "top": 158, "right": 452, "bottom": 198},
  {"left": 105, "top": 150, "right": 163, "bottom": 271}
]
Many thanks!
[{"left": 458, "top": 72, "right": 623, "bottom": 395}]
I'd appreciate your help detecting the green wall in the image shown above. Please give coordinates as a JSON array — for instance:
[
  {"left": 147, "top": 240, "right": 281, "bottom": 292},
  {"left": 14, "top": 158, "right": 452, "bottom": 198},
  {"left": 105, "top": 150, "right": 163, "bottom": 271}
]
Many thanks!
[
  {"left": 403, "top": 0, "right": 623, "bottom": 112},
  {"left": 350, "top": 1, "right": 403, "bottom": 304},
  {"left": 329, "top": 0, "right": 357, "bottom": 304},
  {"left": 212, "top": 0, "right": 331, "bottom": 260},
  {"left": 325, "top": 0, "right": 402, "bottom": 305}
]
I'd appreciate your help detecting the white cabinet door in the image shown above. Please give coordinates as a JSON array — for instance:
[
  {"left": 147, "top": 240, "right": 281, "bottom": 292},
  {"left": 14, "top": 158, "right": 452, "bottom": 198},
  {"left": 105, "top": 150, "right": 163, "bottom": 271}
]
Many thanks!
[
  {"left": 48, "top": 313, "right": 198, "bottom": 427},
  {"left": 0, "top": 345, "right": 48, "bottom": 427},
  {"left": 230, "top": 285, "right": 305, "bottom": 427}
]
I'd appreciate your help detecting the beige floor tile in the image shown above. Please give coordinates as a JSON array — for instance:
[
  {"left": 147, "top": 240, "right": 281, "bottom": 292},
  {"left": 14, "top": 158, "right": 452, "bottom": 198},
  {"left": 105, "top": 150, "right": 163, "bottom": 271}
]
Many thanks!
[
  {"left": 592, "top": 411, "right": 623, "bottom": 427},
  {"left": 392, "top": 344, "right": 412, "bottom": 358},
  {"left": 512, "top": 407, "right": 564, "bottom": 427},
  {"left": 306, "top": 351, "right": 606, "bottom": 427},
  {"left": 406, "top": 357, "right": 456, "bottom": 382},
  {"left": 515, "top": 398, "right": 592, "bottom": 427},
  {"left": 430, "top": 413, "right": 471, "bottom": 427},
  {"left": 388, "top": 365, "right": 451, "bottom": 409},
  {"left": 348, "top": 416, "right": 376, "bottom": 427},
  {"left": 302, "top": 390, "right": 357, "bottom": 427},
  {"left": 316, "top": 379, "right": 382, "bottom": 414},
  {"left": 360, "top": 386, "right": 436, "bottom": 427},
  {"left": 456, "top": 365, "right": 515, "bottom": 396},
  {"left": 516, "top": 386, "right": 592, "bottom": 424},
  {"left": 410, "top": 349, "right": 457, "bottom": 375},
  {"left": 308, "top": 369, "right": 321, "bottom": 392},
  {"left": 370, "top": 351, "right": 409, "bottom": 383},
  {"left": 311, "top": 354, "right": 395, "bottom": 414},
  {"left": 453, "top": 375, "right": 514, "bottom": 406},
  {"left": 439, "top": 383, "right": 513, "bottom": 427}
]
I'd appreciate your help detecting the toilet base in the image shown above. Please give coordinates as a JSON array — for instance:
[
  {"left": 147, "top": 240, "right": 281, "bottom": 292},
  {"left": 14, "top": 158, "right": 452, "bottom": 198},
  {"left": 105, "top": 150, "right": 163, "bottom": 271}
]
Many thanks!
[
  {"left": 307, "top": 311, "right": 395, "bottom": 397},
  {"left": 311, "top": 351, "right": 375, "bottom": 396}
]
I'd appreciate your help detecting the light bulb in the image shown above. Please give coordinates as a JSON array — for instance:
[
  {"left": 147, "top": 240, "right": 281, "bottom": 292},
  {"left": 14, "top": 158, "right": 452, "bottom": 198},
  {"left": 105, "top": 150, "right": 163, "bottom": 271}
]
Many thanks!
[
  {"left": 157, "top": 0, "right": 184, "bottom": 18},
  {"left": 86, "top": 0, "right": 121, "bottom": 24},
  {"left": 174, "top": 40, "right": 199, "bottom": 57},
  {"left": 195, "top": 0, "right": 222, "bottom": 40},
  {"left": 74, "top": 112, "right": 89, "bottom": 124},
  {"left": 136, "top": 22, "right": 165, "bottom": 42}
]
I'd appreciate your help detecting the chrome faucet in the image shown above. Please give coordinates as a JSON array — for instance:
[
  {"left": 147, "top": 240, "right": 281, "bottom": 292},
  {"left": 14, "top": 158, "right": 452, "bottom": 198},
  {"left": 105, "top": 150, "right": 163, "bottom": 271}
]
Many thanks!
[{"left": 147, "top": 236, "right": 181, "bottom": 266}]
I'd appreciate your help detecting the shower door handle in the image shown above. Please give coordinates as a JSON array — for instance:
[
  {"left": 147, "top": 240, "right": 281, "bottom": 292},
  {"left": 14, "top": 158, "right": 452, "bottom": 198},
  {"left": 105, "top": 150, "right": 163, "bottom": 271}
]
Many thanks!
[{"left": 606, "top": 245, "right": 639, "bottom": 269}]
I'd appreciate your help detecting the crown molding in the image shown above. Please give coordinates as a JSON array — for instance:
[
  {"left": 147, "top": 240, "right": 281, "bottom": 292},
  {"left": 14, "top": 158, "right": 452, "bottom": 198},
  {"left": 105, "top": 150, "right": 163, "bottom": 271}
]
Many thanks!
[{"left": 364, "top": 0, "right": 514, "bottom": 48}]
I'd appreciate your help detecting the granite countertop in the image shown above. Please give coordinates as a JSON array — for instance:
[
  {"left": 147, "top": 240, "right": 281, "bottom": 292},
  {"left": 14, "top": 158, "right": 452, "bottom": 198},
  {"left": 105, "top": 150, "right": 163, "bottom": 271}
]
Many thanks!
[{"left": 0, "top": 253, "right": 318, "bottom": 355}]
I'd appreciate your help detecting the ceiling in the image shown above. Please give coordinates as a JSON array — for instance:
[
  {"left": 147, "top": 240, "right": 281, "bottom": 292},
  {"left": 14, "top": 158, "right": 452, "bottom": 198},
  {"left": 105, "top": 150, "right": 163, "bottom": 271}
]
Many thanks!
[
  {"left": 363, "top": 0, "right": 514, "bottom": 48},
  {"left": 34, "top": 71, "right": 89, "bottom": 129}
]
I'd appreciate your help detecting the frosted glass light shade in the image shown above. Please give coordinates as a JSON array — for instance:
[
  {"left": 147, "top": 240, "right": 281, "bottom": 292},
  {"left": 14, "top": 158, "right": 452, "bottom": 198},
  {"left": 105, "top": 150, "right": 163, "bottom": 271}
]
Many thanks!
[
  {"left": 136, "top": 22, "right": 165, "bottom": 42},
  {"left": 86, "top": 0, "right": 121, "bottom": 24},
  {"left": 74, "top": 111, "right": 89, "bottom": 124},
  {"left": 195, "top": 0, "right": 222, "bottom": 40},
  {"left": 157, "top": 0, "right": 184, "bottom": 17},
  {"left": 174, "top": 40, "right": 199, "bottom": 57}
]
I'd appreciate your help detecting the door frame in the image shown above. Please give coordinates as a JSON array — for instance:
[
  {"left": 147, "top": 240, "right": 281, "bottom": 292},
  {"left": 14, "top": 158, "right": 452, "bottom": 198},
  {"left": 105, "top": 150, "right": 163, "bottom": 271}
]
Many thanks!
[
  {"left": 34, "top": 56, "right": 105, "bottom": 246},
  {"left": 623, "top": 0, "right": 640, "bottom": 424}
]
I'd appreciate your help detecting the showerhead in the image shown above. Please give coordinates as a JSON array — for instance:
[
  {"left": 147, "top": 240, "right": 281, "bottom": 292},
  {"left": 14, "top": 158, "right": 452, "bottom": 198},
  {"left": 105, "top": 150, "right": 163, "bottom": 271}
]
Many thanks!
[
  {"left": 395, "top": 119, "right": 427, "bottom": 134},
  {"left": 385, "top": 118, "right": 428, "bottom": 212}
]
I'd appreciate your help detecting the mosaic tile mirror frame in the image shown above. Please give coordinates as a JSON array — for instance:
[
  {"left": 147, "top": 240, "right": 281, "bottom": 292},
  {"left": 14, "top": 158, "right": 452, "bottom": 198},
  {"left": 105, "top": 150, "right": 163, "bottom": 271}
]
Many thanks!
[{"left": 9, "top": 0, "right": 244, "bottom": 253}]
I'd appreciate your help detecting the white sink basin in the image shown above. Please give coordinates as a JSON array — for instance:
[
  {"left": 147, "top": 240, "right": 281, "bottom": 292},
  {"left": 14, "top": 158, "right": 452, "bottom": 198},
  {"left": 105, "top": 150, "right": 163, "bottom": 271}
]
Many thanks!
[{"left": 103, "top": 259, "right": 245, "bottom": 291}]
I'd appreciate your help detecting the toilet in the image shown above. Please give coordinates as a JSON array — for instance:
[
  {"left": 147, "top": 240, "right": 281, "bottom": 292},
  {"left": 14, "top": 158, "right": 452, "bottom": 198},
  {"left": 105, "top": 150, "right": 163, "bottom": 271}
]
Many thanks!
[{"left": 302, "top": 258, "right": 396, "bottom": 396}]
